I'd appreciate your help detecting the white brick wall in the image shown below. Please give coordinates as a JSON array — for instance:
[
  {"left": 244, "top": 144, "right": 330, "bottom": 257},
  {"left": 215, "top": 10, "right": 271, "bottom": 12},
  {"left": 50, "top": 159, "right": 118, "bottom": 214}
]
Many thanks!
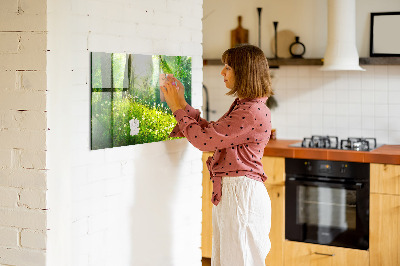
[
  {"left": 0, "top": 0, "right": 48, "bottom": 265},
  {"left": 47, "top": 1, "right": 203, "bottom": 266}
]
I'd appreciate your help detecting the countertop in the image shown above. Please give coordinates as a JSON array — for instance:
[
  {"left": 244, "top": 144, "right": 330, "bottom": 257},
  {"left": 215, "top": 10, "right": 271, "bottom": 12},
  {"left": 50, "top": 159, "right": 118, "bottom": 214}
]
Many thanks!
[{"left": 263, "top": 139, "right": 400, "bottom": 165}]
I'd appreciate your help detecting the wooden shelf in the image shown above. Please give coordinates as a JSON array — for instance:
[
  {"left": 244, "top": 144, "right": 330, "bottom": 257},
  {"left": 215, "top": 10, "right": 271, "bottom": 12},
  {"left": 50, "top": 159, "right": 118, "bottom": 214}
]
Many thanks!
[
  {"left": 203, "top": 57, "right": 400, "bottom": 67},
  {"left": 359, "top": 57, "right": 400, "bottom": 65},
  {"left": 203, "top": 58, "right": 323, "bottom": 67}
]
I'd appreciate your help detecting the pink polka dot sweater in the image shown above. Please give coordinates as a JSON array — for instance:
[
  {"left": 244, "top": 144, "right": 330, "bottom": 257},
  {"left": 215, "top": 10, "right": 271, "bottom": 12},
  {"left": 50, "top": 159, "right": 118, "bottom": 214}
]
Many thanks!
[{"left": 170, "top": 97, "right": 272, "bottom": 206}]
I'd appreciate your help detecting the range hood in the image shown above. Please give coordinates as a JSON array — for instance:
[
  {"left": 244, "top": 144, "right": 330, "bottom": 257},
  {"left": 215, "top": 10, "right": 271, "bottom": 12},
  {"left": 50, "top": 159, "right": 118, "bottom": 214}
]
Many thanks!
[{"left": 320, "top": 0, "right": 365, "bottom": 71}]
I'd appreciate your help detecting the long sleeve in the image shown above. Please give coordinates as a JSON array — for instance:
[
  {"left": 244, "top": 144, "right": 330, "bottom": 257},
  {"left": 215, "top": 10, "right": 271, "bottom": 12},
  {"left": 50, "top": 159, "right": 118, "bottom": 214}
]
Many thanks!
[
  {"left": 169, "top": 104, "right": 210, "bottom": 137},
  {"left": 172, "top": 105, "right": 258, "bottom": 152}
]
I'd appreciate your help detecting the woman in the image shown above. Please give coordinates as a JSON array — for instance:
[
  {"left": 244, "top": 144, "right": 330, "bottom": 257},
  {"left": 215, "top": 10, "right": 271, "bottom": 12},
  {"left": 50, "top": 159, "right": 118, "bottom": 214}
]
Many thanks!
[{"left": 161, "top": 44, "right": 273, "bottom": 266}]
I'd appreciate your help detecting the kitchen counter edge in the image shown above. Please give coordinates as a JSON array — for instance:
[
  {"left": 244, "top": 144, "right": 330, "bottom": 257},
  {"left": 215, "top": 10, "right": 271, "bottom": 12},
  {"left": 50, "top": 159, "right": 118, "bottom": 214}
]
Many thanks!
[{"left": 263, "top": 139, "right": 400, "bottom": 165}]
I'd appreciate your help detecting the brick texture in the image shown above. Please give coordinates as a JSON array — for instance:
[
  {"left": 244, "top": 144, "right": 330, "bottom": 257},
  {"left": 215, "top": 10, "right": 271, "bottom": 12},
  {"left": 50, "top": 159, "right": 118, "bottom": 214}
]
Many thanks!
[{"left": 0, "top": 0, "right": 47, "bottom": 264}]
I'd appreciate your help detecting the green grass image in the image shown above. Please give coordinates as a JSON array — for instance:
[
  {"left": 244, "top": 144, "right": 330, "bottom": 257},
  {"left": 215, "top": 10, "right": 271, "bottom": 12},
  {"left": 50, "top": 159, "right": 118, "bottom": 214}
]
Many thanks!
[{"left": 90, "top": 52, "right": 191, "bottom": 150}]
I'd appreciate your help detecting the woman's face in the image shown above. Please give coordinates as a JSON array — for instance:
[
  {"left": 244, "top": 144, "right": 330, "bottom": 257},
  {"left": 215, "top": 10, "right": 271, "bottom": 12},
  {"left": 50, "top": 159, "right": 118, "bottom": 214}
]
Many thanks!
[{"left": 220, "top": 64, "right": 235, "bottom": 89}]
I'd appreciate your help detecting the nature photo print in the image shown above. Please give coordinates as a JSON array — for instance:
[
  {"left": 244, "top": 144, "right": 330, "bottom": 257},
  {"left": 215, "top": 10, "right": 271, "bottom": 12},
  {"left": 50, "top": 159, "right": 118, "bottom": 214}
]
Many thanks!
[{"left": 90, "top": 52, "right": 192, "bottom": 150}]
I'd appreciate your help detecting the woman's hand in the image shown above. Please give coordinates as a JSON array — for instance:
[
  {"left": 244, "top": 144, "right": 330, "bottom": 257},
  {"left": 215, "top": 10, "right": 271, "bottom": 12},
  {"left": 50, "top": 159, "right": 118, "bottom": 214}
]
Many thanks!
[
  {"left": 173, "top": 77, "right": 187, "bottom": 108},
  {"left": 160, "top": 76, "right": 186, "bottom": 113}
]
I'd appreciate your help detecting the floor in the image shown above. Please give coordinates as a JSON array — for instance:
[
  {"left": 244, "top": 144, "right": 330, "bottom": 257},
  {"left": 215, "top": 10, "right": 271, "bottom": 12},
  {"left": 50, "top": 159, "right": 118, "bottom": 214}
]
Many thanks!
[{"left": 202, "top": 257, "right": 211, "bottom": 266}]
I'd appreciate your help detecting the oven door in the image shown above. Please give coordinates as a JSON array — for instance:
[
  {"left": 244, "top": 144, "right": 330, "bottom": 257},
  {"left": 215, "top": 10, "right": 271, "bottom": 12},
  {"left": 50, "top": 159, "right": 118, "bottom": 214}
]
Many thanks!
[{"left": 285, "top": 177, "right": 369, "bottom": 250}]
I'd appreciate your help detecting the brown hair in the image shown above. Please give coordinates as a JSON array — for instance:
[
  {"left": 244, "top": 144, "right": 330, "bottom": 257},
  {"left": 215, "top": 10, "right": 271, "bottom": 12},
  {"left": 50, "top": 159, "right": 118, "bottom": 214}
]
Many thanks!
[{"left": 221, "top": 44, "right": 273, "bottom": 99}]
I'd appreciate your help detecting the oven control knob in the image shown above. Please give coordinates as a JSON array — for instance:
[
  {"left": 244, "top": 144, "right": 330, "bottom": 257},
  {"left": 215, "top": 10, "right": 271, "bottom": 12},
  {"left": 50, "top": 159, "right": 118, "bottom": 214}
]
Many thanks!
[
  {"left": 340, "top": 164, "right": 347, "bottom": 174},
  {"left": 304, "top": 161, "right": 312, "bottom": 171}
]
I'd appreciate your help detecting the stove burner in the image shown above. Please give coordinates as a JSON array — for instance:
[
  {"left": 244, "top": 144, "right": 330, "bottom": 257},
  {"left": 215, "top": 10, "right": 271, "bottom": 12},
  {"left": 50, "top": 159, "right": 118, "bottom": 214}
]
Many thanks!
[
  {"left": 301, "top": 135, "right": 339, "bottom": 149},
  {"left": 340, "top": 137, "right": 377, "bottom": 151},
  {"left": 294, "top": 136, "right": 378, "bottom": 151}
]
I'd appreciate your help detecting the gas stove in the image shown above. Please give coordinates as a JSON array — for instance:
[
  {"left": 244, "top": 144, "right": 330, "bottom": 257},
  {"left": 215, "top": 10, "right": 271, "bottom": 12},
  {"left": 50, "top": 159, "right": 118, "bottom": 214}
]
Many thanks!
[{"left": 289, "top": 135, "right": 381, "bottom": 151}]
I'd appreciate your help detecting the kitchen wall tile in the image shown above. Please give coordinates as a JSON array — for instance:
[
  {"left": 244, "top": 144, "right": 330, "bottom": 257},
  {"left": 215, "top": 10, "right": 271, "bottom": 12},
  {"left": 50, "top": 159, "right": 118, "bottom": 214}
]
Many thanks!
[
  {"left": 349, "top": 128, "right": 363, "bottom": 137},
  {"left": 374, "top": 90, "right": 388, "bottom": 104},
  {"left": 388, "top": 91, "right": 400, "bottom": 104},
  {"left": 287, "top": 113, "right": 300, "bottom": 127},
  {"left": 336, "top": 90, "right": 349, "bottom": 103},
  {"left": 348, "top": 90, "right": 362, "bottom": 103},
  {"left": 336, "top": 115, "right": 348, "bottom": 129},
  {"left": 387, "top": 65, "right": 400, "bottom": 76},
  {"left": 374, "top": 130, "right": 389, "bottom": 144},
  {"left": 323, "top": 86, "right": 336, "bottom": 103},
  {"left": 361, "top": 73, "right": 374, "bottom": 91},
  {"left": 362, "top": 116, "right": 375, "bottom": 130},
  {"left": 336, "top": 128, "right": 349, "bottom": 140},
  {"left": 310, "top": 66, "right": 323, "bottom": 77},
  {"left": 310, "top": 77, "right": 324, "bottom": 90},
  {"left": 388, "top": 131, "right": 400, "bottom": 143},
  {"left": 273, "top": 75, "right": 286, "bottom": 90},
  {"left": 298, "top": 67, "right": 311, "bottom": 78},
  {"left": 286, "top": 77, "right": 299, "bottom": 89},
  {"left": 298, "top": 102, "right": 312, "bottom": 114},
  {"left": 388, "top": 117, "right": 400, "bottom": 131},
  {"left": 336, "top": 103, "right": 349, "bottom": 116},
  {"left": 362, "top": 129, "right": 375, "bottom": 138},
  {"left": 335, "top": 72, "right": 349, "bottom": 90},
  {"left": 311, "top": 86, "right": 323, "bottom": 101},
  {"left": 361, "top": 104, "right": 374, "bottom": 117},
  {"left": 361, "top": 90, "right": 375, "bottom": 103},
  {"left": 298, "top": 77, "right": 311, "bottom": 89},
  {"left": 374, "top": 117, "right": 389, "bottom": 130},
  {"left": 205, "top": 65, "right": 399, "bottom": 144},
  {"left": 349, "top": 116, "right": 362, "bottom": 129},
  {"left": 298, "top": 89, "right": 313, "bottom": 103},
  {"left": 374, "top": 65, "right": 388, "bottom": 77},
  {"left": 389, "top": 104, "right": 400, "bottom": 117},
  {"left": 296, "top": 127, "right": 312, "bottom": 138},
  {"left": 348, "top": 103, "right": 362, "bottom": 116},
  {"left": 311, "top": 101, "right": 324, "bottom": 113},
  {"left": 322, "top": 70, "right": 335, "bottom": 78},
  {"left": 272, "top": 67, "right": 286, "bottom": 78},
  {"left": 388, "top": 75, "right": 400, "bottom": 91},
  {"left": 374, "top": 77, "right": 388, "bottom": 91},
  {"left": 323, "top": 115, "right": 336, "bottom": 129},
  {"left": 285, "top": 66, "right": 298, "bottom": 77},
  {"left": 375, "top": 104, "right": 389, "bottom": 117},
  {"left": 323, "top": 103, "right": 336, "bottom": 115},
  {"left": 348, "top": 71, "right": 362, "bottom": 90},
  {"left": 311, "top": 114, "right": 324, "bottom": 129},
  {"left": 311, "top": 127, "right": 325, "bottom": 136}
]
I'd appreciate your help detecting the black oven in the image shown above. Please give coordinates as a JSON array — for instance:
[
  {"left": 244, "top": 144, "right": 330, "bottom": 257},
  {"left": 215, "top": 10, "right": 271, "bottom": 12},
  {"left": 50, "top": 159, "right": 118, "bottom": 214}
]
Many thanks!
[{"left": 285, "top": 158, "right": 369, "bottom": 250}]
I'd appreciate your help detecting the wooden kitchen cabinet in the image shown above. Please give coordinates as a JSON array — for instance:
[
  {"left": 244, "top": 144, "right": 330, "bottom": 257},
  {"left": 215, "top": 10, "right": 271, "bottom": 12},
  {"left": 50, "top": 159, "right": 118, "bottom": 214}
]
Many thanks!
[
  {"left": 370, "top": 163, "right": 400, "bottom": 266},
  {"left": 370, "top": 193, "right": 400, "bottom": 266},
  {"left": 264, "top": 184, "right": 285, "bottom": 266},
  {"left": 370, "top": 163, "right": 400, "bottom": 195},
  {"left": 201, "top": 154, "right": 286, "bottom": 266},
  {"left": 262, "top": 156, "right": 285, "bottom": 266},
  {"left": 284, "top": 241, "right": 369, "bottom": 266}
]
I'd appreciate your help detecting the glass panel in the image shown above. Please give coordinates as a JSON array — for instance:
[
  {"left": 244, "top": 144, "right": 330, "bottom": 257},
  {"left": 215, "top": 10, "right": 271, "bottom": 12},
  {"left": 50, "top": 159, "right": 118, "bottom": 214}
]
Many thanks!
[
  {"left": 297, "top": 186, "right": 356, "bottom": 230},
  {"left": 90, "top": 52, "right": 192, "bottom": 150}
]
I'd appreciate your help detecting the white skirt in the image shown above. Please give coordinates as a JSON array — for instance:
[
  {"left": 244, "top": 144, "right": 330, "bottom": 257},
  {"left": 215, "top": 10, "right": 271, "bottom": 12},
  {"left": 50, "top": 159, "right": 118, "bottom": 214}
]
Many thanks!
[{"left": 212, "top": 176, "right": 271, "bottom": 266}]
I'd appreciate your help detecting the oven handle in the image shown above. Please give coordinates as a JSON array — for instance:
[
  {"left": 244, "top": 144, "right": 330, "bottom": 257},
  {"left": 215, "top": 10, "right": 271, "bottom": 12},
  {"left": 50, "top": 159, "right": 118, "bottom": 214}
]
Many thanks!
[{"left": 286, "top": 177, "right": 364, "bottom": 189}]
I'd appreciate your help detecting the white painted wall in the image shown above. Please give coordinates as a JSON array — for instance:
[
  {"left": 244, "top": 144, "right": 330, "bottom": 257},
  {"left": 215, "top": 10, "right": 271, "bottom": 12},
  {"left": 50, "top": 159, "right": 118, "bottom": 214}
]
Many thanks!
[
  {"left": 0, "top": 0, "right": 48, "bottom": 265},
  {"left": 203, "top": 0, "right": 400, "bottom": 144},
  {"left": 46, "top": 0, "right": 203, "bottom": 266},
  {"left": 203, "top": 0, "right": 400, "bottom": 58}
]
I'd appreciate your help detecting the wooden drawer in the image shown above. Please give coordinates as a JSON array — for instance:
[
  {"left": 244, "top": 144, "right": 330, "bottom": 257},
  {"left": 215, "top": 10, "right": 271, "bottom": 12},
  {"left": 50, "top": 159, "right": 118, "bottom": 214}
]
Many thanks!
[{"left": 284, "top": 241, "right": 369, "bottom": 266}]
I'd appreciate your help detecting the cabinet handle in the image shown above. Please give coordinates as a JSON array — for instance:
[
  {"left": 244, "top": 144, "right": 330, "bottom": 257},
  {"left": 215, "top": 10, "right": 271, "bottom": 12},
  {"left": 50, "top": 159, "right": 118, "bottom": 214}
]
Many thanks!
[{"left": 314, "top": 252, "right": 335, "bottom": 257}]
